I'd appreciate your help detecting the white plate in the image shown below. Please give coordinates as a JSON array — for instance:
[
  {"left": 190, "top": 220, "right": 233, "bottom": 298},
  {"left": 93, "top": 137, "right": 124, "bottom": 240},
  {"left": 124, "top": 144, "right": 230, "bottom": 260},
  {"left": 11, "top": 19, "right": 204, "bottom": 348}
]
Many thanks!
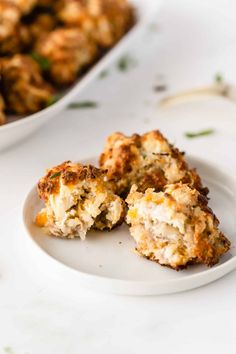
[
  {"left": 0, "top": 0, "right": 163, "bottom": 152},
  {"left": 22, "top": 156, "right": 236, "bottom": 296}
]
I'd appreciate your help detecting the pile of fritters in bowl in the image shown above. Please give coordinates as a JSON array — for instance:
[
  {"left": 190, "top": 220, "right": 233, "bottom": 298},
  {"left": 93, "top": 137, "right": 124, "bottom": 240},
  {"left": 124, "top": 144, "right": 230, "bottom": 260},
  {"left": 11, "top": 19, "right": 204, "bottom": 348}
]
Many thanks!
[{"left": 0, "top": 0, "right": 135, "bottom": 124}]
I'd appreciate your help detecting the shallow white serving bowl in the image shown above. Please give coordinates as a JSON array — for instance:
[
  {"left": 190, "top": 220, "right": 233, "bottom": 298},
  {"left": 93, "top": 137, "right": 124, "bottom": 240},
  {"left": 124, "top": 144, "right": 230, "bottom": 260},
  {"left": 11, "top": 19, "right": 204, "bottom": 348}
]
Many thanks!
[
  {"left": 22, "top": 156, "right": 236, "bottom": 296},
  {"left": 0, "top": 0, "right": 163, "bottom": 152}
]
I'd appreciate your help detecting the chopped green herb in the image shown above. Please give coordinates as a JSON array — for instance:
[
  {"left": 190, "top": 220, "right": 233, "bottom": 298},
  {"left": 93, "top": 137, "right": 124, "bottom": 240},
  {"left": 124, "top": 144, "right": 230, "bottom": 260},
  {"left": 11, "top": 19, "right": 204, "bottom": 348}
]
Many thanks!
[
  {"left": 50, "top": 171, "right": 61, "bottom": 179},
  {"left": 99, "top": 70, "right": 109, "bottom": 79},
  {"left": 117, "top": 55, "right": 136, "bottom": 72},
  {"left": 184, "top": 129, "right": 215, "bottom": 139},
  {"left": 30, "top": 52, "right": 51, "bottom": 71},
  {"left": 68, "top": 101, "right": 98, "bottom": 109},
  {"left": 47, "top": 94, "right": 61, "bottom": 107},
  {"left": 214, "top": 73, "right": 223, "bottom": 84}
]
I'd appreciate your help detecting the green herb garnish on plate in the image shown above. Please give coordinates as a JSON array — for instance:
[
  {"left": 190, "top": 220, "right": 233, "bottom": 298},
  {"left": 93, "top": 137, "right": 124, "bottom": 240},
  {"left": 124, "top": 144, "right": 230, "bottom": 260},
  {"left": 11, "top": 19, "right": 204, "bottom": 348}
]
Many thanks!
[
  {"left": 117, "top": 55, "right": 136, "bottom": 72},
  {"left": 214, "top": 73, "right": 224, "bottom": 84},
  {"left": 68, "top": 101, "right": 98, "bottom": 109},
  {"left": 30, "top": 52, "right": 51, "bottom": 71},
  {"left": 184, "top": 129, "right": 215, "bottom": 139},
  {"left": 99, "top": 70, "right": 109, "bottom": 79}
]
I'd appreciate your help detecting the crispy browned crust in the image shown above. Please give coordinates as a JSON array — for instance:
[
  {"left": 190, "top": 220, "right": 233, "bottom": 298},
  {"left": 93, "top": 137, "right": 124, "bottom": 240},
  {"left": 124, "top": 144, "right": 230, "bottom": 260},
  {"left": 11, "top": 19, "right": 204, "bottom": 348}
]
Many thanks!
[
  {"left": 136, "top": 231, "right": 230, "bottom": 270},
  {"left": 26, "top": 13, "right": 57, "bottom": 44},
  {"left": 0, "top": 24, "right": 31, "bottom": 55},
  {"left": 127, "top": 183, "right": 230, "bottom": 270},
  {"left": 0, "top": 1, "right": 21, "bottom": 41},
  {"left": 1, "top": 54, "right": 53, "bottom": 114},
  {"left": 56, "top": 0, "right": 135, "bottom": 48},
  {"left": 35, "top": 27, "right": 98, "bottom": 86},
  {"left": 38, "top": 161, "right": 105, "bottom": 202},
  {"left": 193, "top": 231, "right": 230, "bottom": 266},
  {"left": 37, "top": 161, "right": 126, "bottom": 235},
  {"left": 99, "top": 130, "right": 208, "bottom": 198},
  {"left": 140, "top": 251, "right": 194, "bottom": 271}
]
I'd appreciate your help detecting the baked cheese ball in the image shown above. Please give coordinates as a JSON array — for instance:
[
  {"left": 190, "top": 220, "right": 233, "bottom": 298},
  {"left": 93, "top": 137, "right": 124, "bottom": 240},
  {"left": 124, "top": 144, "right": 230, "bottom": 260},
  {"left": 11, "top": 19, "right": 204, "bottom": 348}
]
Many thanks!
[
  {"left": 0, "top": 24, "right": 31, "bottom": 55},
  {"left": 36, "top": 161, "right": 126, "bottom": 239},
  {"left": 126, "top": 184, "right": 230, "bottom": 269},
  {"left": 56, "top": 0, "right": 134, "bottom": 48},
  {"left": 1, "top": 54, "right": 53, "bottom": 114},
  {"left": 35, "top": 28, "right": 97, "bottom": 86},
  {"left": 99, "top": 130, "right": 208, "bottom": 198},
  {"left": 8, "top": 0, "right": 37, "bottom": 14},
  {"left": 27, "top": 13, "right": 57, "bottom": 43},
  {"left": 0, "top": 1, "right": 20, "bottom": 41}
]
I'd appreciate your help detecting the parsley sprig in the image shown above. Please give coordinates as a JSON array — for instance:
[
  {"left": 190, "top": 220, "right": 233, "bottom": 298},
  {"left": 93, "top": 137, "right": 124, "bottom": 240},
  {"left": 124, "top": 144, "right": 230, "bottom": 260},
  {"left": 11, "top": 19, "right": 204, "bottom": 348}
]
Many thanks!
[
  {"left": 184, "top": 129, "right": 215, "bottom": 139},
  {"left": 68, "top": 101, "right": 98, "bottom": 109},
  {"left": 50, "top": 171, "right": 61, "bottom": 179},
  {"left": 30, "top": 52, "right": 51, "bottom": 71}
]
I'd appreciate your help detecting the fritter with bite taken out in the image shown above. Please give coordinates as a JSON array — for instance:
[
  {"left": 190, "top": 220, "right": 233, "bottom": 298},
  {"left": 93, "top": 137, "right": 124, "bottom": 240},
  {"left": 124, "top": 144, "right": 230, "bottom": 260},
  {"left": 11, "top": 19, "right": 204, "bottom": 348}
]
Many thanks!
[
  {"left": 36, "top": 161, "right": 126, "bottom": 239},
  {"left": 126, "top": 183, "right": 230, "bottom": 270},
  {"left": 100, "top": 130, "right": 208, "bottom": 198}
]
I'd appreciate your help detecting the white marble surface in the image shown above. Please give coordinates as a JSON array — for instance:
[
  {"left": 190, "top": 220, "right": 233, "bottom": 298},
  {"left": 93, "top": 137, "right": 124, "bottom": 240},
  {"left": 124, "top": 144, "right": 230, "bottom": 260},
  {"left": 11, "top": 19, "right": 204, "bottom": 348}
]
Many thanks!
[{"left": 1, "top": 0, "right": 236, "bottom": 352}]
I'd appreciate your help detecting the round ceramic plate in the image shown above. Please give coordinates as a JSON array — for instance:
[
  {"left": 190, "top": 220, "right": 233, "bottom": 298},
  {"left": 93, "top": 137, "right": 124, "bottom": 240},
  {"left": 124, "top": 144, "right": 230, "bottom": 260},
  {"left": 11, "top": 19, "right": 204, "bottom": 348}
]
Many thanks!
[{"left": 22, "top": 156, "right": 236, "bottom": 295}]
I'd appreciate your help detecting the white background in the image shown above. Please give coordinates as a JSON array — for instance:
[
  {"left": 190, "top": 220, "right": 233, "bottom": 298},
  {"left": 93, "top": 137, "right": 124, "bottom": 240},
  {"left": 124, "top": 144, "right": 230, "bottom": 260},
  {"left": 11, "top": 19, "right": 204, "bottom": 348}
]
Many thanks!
[{"left": 1, "top": 0, "right": 236, "bottom": 352}]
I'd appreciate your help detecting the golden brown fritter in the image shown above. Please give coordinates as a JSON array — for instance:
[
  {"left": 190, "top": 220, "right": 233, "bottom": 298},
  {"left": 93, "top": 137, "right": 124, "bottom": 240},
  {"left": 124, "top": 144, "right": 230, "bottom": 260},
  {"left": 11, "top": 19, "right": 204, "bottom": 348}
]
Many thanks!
[
  {"left": 0, "top": 23, "right": 31, "bottom": 55},
  {"left": 35, "top": 27, "right": 97, "bottom": 86},
  {"left": 1, "top": 54, "right": 53, "bottom": 115},
  {"left": 36, "top": 0, "right": 55, "bottom": 8},
  {"left": 26, "top": 13, "right": 57, "bottom": 43},
  {"left": 36, "top": 161, "right": 126, "bottom": 238},
  {"left": 0, "top": 94, "right": 6, "bottom": 125},
  {"left": 126, "top": 184, "right": 230, "bottom": 270},
  {"left": 99, "top": 130, "right": 208, "bottom": 198},
  {"left": 56, "top": 0, "right": 134, "bottom": 48},
  {"left": 8, "top": 0, "right": 37, "bottom": 14},
  {"left": 0, "top": 1, "right": 21, "bottom": 41},
  {"left": 55, "top": 0, "right": 85, "bottom": 26}
]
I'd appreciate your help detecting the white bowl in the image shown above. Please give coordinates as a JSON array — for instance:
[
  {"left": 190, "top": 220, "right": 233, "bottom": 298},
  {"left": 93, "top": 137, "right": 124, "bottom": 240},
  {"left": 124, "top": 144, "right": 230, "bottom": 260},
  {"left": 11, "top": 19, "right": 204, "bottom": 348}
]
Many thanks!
[{"left": 0, "top": 0, "right": 163, "bottom": 152}]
